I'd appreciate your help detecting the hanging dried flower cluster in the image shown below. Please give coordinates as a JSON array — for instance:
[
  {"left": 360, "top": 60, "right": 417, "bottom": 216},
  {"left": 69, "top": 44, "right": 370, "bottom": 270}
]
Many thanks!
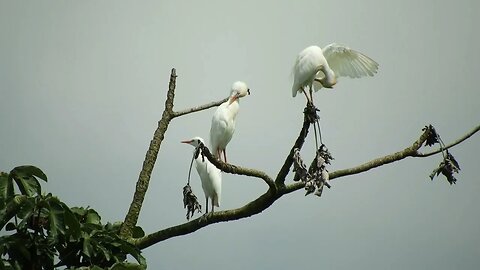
[
  {"left": 293, "top": 144, "right": 334, "bottom": 197},
  {"left": 182, "top": 142, "right": 205, "bottom": 220},
  {"left": 423, "top": 125, "right": 461, "bottom": 184},
  {"left": 183, "top": 184, "right": 202, "bottom": 220}
]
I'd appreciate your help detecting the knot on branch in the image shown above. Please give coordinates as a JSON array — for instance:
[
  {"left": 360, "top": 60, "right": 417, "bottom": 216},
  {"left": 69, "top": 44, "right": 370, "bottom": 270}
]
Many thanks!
[
  {"left": 293, "top": 145, "right": 333, "bottom": 197},
  {"left": 183, "top": 184, "right": 202, "bottom": 220},
  {"left": 303, "top": 102, "right": 320, "bottom": 124}
]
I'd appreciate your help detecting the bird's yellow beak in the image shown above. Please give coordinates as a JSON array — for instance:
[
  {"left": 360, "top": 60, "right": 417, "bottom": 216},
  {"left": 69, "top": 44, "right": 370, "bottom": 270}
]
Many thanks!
[{"left": 228, "top": 95, "right": 239, "bottom": 105}]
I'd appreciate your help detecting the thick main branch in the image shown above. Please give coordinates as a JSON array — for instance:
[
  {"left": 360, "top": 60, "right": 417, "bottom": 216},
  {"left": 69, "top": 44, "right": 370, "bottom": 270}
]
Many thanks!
[
  {"left": 136, "top": 123, "right": 477, "bottom": 247},
  {"left": 135, "top": 189, "right": 278, "bottom": 249},
  {"left": 120, "top": 69, "right": 177, "bottom": 238}
]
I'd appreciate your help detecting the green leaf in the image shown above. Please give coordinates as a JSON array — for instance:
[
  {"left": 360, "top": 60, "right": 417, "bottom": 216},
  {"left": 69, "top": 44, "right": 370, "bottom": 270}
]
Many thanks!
[
  {"left": 96, "top": 244, "right": 112, "bottom": 262},
  {"left": 131, "top": 226, "right": 145, "bottom": 238},
  {"left": 70, "top": 206, "right": 87, "bottom": 217},
  {"left": 16, "top": 197, "right": 35, "bottom": 219},
  {"left": 9, "top": 167, "right": 43, "bottom": 197},
  {"left": 11, "top": 166, "right": 47, "bottom": 182},
  {"left": 63, "top": 206, "right": 81, "bottom": 239},
  {"left": 5, "top": 222, "right": 16, "bottom": 231},
  {"left": 0, "top": 195, "right": 29, "bottom": 230},
  {"left": 82, "top": 236, "right": 93, "bottom": 258},
  {"left": 48, "top": 199, "right": 66, "bottom": 239},
  {"left": 110, "top": 262, "right": 146, "bottom": 270},
  {"left": 0, "top": 172, "right": 14, "bottom": 201},
  {"left": 118, "top": 243, "right": 145, "bottom": 266},
  {"left": 85, "top": 209, "right": 101, "bottom": 225}
]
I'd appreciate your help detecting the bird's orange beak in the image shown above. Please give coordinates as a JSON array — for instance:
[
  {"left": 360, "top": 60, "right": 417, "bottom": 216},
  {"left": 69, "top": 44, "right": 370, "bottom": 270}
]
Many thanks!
[{"left": 181, "top": 140, "right": 192, "bottom": 144}]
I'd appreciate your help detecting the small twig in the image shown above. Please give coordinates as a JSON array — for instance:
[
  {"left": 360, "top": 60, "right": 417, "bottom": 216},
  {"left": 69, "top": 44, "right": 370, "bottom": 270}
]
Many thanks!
[
  {"left": 173, "top": 98, "right": 228, "bottom": 118},
  {"left": 414, "top": 125, "right": 480, "bottom": 157}
]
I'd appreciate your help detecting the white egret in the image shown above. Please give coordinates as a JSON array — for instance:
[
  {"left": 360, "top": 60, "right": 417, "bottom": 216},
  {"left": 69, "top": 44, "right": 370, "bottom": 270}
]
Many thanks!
[
  {"left": 292, "top": 43, "right": 379, "bottom": 102},
  {"left": 182, "top": 137, "right": 222, "bottom": 213},
  {"left": 210, "top": 81, "right": 250, "bottom": 163}
]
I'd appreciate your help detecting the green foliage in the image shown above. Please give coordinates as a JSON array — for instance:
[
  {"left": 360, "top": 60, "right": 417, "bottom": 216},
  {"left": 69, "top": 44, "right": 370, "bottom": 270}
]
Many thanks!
[{"left": 0, "top": 166, "right": 146, "bottom": 270}]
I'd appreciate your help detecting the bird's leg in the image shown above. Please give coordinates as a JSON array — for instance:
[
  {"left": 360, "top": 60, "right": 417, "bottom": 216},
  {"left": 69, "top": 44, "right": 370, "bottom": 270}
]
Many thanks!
[
  {"left": 307, "top": 84, "right": 320, "bottom": 149},
  {"left": 205, "top": 197, "right": 209, "bottom": 214},
  {"left": 308, "top": 85, "right": 315, "bottom": 105},
  {"left": 302, "top": 88, "right": 313, "bottom": 105},
  {"left": 223, "top": 149, "right": 227, "bottom": 163},
  {"left": 211, "top": 199, "right": 215, "bottom": 213}
]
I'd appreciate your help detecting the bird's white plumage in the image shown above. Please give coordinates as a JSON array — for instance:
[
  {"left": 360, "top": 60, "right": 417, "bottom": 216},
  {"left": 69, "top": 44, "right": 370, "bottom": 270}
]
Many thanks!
[
  {"left": 210, "top": 81, "right": 250, "bottom": 162},
  {"left": 292, "top": 43, "right": 379, "bottom": 96},
  {"left": 182, "top": 137, "right": 222, "bottom": 211},
  {"left": 292, "top": 45, "right": 330, "bottom": 97}
]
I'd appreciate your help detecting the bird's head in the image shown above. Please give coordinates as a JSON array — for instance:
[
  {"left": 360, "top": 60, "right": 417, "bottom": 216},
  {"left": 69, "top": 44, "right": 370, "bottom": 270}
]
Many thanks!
[
  {"left": 228, "top": 81, "right": 250, "bottom": 104},
  {"left": 319, "top": 66, "right": 337, "bottom": 88},
  {"left": 181, "top": 137, "right": 205, "bottom": 148}
]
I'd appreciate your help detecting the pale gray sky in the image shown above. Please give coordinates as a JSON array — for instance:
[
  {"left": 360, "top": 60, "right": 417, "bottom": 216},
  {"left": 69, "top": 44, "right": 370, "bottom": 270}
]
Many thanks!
[{"left": 1, "top": 1, "right": 479, "bottom": 269}]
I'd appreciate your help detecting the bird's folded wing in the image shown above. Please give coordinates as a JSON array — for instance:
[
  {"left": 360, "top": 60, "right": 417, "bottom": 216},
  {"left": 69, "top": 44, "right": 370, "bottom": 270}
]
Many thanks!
[{"left": 322, "top": 43, "right": 379, "bottom": 78}]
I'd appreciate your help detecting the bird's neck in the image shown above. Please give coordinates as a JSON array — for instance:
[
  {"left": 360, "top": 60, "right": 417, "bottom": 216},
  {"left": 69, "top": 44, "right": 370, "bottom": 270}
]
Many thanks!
[
  {"left": 226, "top": 100, "right": 240, "bottom": 118},
  {"left": 320, "top": 67, "right": 336, "bottom": 87}
]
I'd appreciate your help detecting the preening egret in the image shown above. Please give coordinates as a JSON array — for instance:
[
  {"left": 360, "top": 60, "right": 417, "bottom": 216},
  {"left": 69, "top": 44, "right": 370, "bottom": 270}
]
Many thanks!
[
  {"left": 182, "top": 137, "right": 222, "bottom": 213},
  {"left": 210, "top": 81, "right": 250, "bottom": 163},
  {"left": 292, "top": 43, "right": 379, "bottom": 103}
]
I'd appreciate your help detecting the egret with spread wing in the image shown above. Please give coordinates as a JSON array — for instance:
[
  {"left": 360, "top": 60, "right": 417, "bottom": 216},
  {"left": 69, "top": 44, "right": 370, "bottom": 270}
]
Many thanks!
[{"left": 292, "top": 43, "right": 379, "bottom": 103}]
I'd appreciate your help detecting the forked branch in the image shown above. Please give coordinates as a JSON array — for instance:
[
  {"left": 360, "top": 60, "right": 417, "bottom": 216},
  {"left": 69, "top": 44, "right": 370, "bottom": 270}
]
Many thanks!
[
  {"left": 120, "top": 69, "right": 231, "bottom": 238},
  {"left": 122, "top": 69, "right": 478, "bottom": 250},
  {"left": 134, "top": 119, "right": 477, "bottom": 248}
]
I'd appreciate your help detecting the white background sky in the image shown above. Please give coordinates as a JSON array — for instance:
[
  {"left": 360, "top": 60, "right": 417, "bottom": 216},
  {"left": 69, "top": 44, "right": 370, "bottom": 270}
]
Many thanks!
[{"left": 1, "top": 1, "right": 479, "bottom": 269}]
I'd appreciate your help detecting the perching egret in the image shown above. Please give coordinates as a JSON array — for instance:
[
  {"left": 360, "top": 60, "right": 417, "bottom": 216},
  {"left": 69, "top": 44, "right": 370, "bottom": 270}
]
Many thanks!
[
  {"left": 292, "top": 44, "right": 379, "bottom": 103},
  {"left": 181, "top": 137, "right": 222, "bottom": 213},
  {"left": 210, "top": 81, "right": 250, "bottom": 163}
]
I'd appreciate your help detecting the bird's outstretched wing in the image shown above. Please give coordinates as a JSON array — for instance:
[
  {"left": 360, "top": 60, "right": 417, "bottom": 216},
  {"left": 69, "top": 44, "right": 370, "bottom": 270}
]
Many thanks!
[{"left": 322, "top": 43, "right": 379, "bottom": 79}]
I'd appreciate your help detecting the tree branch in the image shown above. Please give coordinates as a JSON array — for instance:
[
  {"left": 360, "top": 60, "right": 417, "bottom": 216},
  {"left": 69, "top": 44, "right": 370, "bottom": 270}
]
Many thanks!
[
  {"left": 172, "top": 98, "right": 228, "bottom": 118},
  {"left": 283, "top": 124, "right": 479, "bottom": 194},
  {"left": 275, "top": 114, "right": 310, "bottom": 185},
  {"left": 122, "top": 70, "right": 478, "bottom": 250},
  {"left": 120, "top": 69, "right": 177, "bottom": 238},
  {"left": 199, "top": 145, "right": 276, "bottom": 189},
  {"left": 414, "top": 124, "right": 480, "bottom": 157},
  {"left": 133, "top": 116, "right": 478, "bottom": 250},
  {"left": 134, "top": 189, "right": 279, "bottom": 249}
]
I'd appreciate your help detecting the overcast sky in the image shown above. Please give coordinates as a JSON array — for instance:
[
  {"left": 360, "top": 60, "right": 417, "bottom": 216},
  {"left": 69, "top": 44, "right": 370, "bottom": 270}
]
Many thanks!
[{"left": 1, "top": 1, "right": 479, "bottom": 269}]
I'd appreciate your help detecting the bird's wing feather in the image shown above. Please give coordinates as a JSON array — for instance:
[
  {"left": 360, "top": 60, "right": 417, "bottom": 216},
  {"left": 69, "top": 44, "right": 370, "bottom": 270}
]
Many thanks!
[
  {"left": 292, "top": 46, "right": 325, "bottom": 96},
  {"left": 322, "top": 43, "right": 379, "bottom": 79},
  {"left": 210, "top": 106, "right": 231, "bottom": 155}
]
